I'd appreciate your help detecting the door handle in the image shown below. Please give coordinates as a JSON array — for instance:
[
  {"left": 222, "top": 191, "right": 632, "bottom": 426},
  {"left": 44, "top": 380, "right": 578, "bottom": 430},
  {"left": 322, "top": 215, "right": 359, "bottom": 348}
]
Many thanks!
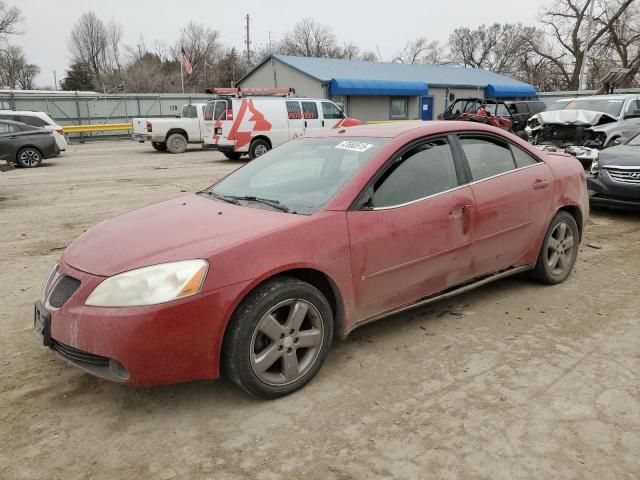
[
  {"left": 322, "top": 120, "right": 325, "bottom": 127},
  {"left": 304, "top": 120, "right": 308, "bottom": 128},
  {"left": 450, "top": 204, "right": 472, "bottom": 234},
  {"left": 533, "top": 179, "right": 549, "bottom": 190}
]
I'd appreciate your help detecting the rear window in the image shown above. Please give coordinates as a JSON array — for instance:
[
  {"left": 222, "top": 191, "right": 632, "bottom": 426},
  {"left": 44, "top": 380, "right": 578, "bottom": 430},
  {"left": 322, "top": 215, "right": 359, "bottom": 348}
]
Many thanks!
[
  {"left": 17, "top": 115, "right": 49, "bottom": 127},
  {"left": 182, "top": 105, "right": 198, "bottom": 118}
]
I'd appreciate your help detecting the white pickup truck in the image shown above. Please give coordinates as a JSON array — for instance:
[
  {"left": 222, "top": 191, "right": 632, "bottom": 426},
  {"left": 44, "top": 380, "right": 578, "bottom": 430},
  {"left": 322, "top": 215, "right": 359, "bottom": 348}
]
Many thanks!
[{"left": 132, "top": 103, "right": 210, "bottom": 154}]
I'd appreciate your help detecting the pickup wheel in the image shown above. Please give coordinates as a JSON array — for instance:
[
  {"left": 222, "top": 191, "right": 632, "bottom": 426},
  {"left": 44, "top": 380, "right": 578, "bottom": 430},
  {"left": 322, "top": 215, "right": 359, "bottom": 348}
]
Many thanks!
[
  {"left": 166, "top": 133, "right": 188, "bottom": 154},
  {"left": 249, "top": 138, "right": 270, "bottom": 160},
  {"left": 152, "top": 142, "right": 167, "bottom": 152}
]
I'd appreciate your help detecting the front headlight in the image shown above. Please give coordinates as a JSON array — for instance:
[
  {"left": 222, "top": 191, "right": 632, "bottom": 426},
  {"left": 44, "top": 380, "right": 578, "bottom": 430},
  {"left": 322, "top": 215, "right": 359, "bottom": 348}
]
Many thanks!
[
  {"left": 590, "top": 157, "right": 599, "bottom": 175},
  {"left": 85, "top": 260, "right": 208, "bottom": 307}
]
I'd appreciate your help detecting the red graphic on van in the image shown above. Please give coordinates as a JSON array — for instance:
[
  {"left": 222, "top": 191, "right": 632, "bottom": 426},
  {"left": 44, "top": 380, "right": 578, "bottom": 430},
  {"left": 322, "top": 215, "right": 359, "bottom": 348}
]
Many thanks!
[{"left": 226, "top": 99, "right": 273, "bottom": 149}]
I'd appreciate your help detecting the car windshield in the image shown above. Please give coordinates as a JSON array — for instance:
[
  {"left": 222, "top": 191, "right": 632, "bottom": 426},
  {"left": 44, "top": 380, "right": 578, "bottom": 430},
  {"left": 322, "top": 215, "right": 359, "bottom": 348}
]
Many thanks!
[
  {"left": 563, "top": 98, "right": 624, "bottom": 117},
  {"left": 208, "top": 137, "right": 387, "bottom": 214},
  {"left": 546, "top": 100, "right": 572, "bottom": 111}
]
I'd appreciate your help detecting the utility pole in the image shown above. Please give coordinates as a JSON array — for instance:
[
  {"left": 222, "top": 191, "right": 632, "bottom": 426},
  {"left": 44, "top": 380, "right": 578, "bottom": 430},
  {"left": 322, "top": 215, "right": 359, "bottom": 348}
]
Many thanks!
[
  {"left": 269, "top": 31, "right": 273, "bottom": 54},
  {"left": 578, "top": 0, "right": 596, "bottom": 91},
  {"left": 53, "top": 70, "right": 57, "bottom": 91},
  {"left": 245, "top": 14, "right": 251, "bottom": 64}
]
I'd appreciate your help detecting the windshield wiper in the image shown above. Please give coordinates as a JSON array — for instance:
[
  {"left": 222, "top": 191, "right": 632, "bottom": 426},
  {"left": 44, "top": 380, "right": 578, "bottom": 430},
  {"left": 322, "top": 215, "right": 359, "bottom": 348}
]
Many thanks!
[
  {"left": 227, "top": 195, "right": 291, "bottom": 213},
  {"left": 197, "top": 190, "right": 240, "bottom": 205}
]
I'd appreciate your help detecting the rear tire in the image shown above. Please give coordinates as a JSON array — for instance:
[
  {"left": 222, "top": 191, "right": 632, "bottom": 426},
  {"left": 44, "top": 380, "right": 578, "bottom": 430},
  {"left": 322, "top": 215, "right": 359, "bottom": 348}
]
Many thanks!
[
  {"left": 152, "top": 142, "right": 167, "bottom": 152},
  {"left": 530, "top": 211, "right": 579, "bottom": 285},
  {"left": 222, "top": 277, "right": 334, "bottom": 399},
  {"left": 249, "top": 138, "right": 270, "bottom": 160},
  {"left": 16, "top": 147, "right": 43, "bottom": 168},
  {"left": 223, "top": 152, "right": 242, "bottom": 160},
  {"left": 166, "top": 133, "right": 187, "bottom": 154}
]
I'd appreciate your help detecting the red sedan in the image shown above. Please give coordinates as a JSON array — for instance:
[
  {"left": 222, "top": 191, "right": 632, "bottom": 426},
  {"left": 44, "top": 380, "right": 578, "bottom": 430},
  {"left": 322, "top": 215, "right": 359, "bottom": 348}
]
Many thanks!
[{"left": 35, "top": 122, "right": 588, "bottom": 398}]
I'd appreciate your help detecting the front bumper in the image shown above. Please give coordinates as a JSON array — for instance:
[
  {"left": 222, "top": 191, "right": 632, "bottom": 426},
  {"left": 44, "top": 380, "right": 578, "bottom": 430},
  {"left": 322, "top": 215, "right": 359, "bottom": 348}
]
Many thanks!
[
  {"left": 587, "top": 171, "right": 640, "bottom": 209},
  {"left": 39, "top": 261, "right": 252, "bottom": 386}
]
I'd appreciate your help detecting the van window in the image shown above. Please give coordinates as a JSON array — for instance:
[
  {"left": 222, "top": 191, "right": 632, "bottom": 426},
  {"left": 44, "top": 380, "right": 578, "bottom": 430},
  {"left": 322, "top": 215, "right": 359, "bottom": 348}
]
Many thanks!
[
  {"left": 302, "top": 102, "right": 318, "bottom": 119},
  {"left": 321, "top": 102, "right": 342, "bottom": 119},
  {"left": 17, "top": 115, "right": 49, "bottom": 127},
  {"left": 204, "top": 102, "right": 214, "bottom": 121},
  {"left": 286, "top": 101, "right": 302, "bottom": 120}
]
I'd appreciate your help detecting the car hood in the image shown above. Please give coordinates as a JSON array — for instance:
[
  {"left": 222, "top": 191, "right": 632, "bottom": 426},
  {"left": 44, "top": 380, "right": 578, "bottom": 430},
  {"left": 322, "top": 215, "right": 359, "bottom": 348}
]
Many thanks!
[
  {"left": 531, "top": 110, "right": 618, "bottom": 127},
  {"left": 598, "top": 145, "right": 640, "bottom": 167},
  {"left": 62, "top": 194, "right": 309, "bottom": 276}
]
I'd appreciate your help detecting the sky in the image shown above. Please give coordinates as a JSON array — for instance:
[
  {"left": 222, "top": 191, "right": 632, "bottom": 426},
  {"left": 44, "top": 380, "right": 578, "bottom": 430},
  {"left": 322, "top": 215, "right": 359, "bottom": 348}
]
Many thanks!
[{"left": 8, "top": 0, "right": 546, "bottom": 87}]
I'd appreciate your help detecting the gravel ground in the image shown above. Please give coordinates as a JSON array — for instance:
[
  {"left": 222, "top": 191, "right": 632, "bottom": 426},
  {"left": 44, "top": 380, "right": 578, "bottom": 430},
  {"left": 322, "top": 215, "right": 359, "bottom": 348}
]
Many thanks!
[{"left": 0, "top": 141, "right": 639, "bottom": 480}]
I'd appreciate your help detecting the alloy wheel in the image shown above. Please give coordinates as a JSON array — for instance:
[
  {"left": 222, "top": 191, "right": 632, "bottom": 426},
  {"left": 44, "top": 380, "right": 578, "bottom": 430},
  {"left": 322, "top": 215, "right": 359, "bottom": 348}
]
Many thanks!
[
  {"left": 20, "top": 149, "right": 41, "bottom": 167},
  {"left": 546, "top": 221, "right": 575, "bottom": 276},
  {"left": 250, "top": 298, "right": 324, "bottom": 386}
]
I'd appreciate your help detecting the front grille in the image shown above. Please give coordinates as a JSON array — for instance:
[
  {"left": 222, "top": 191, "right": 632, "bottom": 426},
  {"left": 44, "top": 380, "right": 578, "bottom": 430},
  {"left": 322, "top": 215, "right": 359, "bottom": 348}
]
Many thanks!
[
  {"left": 605, "top": 167, "right": 640, "bottom": 184},
  {"left": 52, "top": 340, "right": 110, "bottom": 367},
  {"left": 48, "top": 275, "right": 81, "bottom": 308}
]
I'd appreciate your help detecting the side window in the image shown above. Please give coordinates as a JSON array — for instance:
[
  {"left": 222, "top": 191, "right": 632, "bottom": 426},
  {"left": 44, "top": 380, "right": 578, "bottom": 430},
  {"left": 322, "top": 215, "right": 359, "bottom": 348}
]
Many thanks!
[
  {"left": 204, "top": 102, "right": 215, "bottom": 121},
  {"left": 321, "top": 101, "right": 342, "bottom": 119},
  {"left": 511, "top": 145, "right": 539, "bottom": 168},
  {"left": 213, "top": 101, "right": 226, "bottom": 121},
  {"left": 17, "top": 115, "right": 48, "bottom": 127},
  {"left": 181, "top": 105, "right": 197, "bottom": 118},
  {"left": 0, "top": 114, "right": 16, "bottom": 121},
  {"left": 625, "top": 98, "right": 640, "bottom": 117},
  {"left": 302, "top": 101, "right": 318, "bottom": 119},
  {"left": 286, "top": 101, "right": 302, "bottom": 119},
  {"left": 373, "top": 138, "right": 458, "bottom": 208},
  {"left": 0, "top": 122, "right": 17, "bottom": 134},
  {"left": 390, "top": 97, "right": 409, "bottom": 119},
  {"left": 459, "top": 136, "right": 516, "bottom": 181}
]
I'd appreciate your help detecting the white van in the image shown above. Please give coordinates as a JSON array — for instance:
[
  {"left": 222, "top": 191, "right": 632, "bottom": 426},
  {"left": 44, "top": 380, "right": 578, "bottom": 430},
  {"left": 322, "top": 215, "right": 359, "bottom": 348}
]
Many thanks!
[
  {"left": 203, "top": 88, "right": 363, "bottom": 159},
  {"left": 0, "top": 110, "right": 68, "bottom": 152}
]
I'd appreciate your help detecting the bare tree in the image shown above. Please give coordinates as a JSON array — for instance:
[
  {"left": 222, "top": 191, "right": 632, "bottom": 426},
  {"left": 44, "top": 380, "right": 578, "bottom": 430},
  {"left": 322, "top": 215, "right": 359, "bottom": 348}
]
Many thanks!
[
  {"left": 174, "top": 21, "right": 221, "bottom": 91},
  {"left": 0, "top": 1, "right": 22, "bottom": 41},
  {"left": 598, "top": 1, "right": 640, "bottom": 86},
  {"left": 531, "top": 0, "right": 635, "bottom": 89},
  {"left": 279, "top": 18, "right": 339, "bottom": 57},
  {"left": 106, "top": 20, "right": 123, "bottom": 72},
  {"left": 0, "top": 45, "right": 40, "bottom": 89},
  {"left": 394, "top": 37, "right": 447, "bottom": 64},
  {"left": 449, "top": 24, "right": 536, "bottom": 74},
  {"left": 69, "top": 12, "right": 109, "bottom": 83}
]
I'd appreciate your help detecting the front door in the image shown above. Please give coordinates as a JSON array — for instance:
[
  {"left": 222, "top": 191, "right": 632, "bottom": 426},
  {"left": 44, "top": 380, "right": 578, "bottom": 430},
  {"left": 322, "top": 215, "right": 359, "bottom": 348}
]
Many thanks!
[
  {"left": 421, "top": 97, "right": 434, "bottom": 121},
  {"left": 347, "top": 136, "right": 475, "bottom": 321}
]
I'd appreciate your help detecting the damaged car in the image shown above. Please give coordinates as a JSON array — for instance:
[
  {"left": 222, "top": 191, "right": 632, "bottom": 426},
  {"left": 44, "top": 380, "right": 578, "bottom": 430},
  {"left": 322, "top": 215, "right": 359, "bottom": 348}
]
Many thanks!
[
  {"left": 440, "top": 98, "right": 546, "bottom": 136},
  {"left": 528, "top": 95, "right": 640, "bottom": 165},
  {"left": 588, "top": 132, "right": 640, "bottom": 209}
]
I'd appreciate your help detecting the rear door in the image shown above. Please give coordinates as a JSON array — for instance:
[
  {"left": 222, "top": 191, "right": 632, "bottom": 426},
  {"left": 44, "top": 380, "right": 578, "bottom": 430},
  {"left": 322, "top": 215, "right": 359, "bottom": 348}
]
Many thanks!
[
  {"left": 0, "top": 122, "right": 20, "bottom": 160},
  {"left": 286, "top": 100, "right": 305, "bottom": 138},
  {"left": 347, "top": 136, "right": 475, "bottom": 320},
  {"left": 455, "top": 133, "right": 553, "bottom": 276}
]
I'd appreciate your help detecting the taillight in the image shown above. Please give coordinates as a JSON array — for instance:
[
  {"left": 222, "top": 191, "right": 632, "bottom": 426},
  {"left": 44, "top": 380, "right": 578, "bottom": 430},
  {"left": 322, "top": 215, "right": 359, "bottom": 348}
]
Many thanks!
[
  {"left": 56, "top": 128, "right": 64, "bottom": 135},
  {"left": 226, "top": 108, "right": 233, "bottom": 121},
  {"left": 146, "top": 121, "right": 152, "bottom": 132}
]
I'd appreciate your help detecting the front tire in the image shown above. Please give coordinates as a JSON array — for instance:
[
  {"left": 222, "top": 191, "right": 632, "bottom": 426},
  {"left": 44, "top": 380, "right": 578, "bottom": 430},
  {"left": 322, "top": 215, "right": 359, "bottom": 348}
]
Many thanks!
[
  {"left": 16, "top": 147, "right": 43, "bottom": 168},
  {"left": 249, "top": 138, "right": 270, "bottom": 160},
  {"left": 152, "top": 141, "right": 167, "bottom": 152},
  {"left": 222, "top": 277, "right": 334, "bottom": 399},
  {"left": 166, "top": 133, "right": 187, "bottom": 154},
  {"left": 530, "top": 211, "right": 579, "bottom": 284}
]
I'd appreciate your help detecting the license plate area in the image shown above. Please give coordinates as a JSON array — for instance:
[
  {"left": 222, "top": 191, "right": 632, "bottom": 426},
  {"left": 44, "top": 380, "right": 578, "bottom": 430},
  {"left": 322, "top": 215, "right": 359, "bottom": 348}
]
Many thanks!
[{"left": 34, "top": 302, "right": 52, "bottom": 347}]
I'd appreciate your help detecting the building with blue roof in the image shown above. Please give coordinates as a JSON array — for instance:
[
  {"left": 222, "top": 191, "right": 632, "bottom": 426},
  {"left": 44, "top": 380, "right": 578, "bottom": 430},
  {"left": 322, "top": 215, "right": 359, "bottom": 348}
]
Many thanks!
[{"left": 237, "top": 55, "right": 537, "bottom": 122}]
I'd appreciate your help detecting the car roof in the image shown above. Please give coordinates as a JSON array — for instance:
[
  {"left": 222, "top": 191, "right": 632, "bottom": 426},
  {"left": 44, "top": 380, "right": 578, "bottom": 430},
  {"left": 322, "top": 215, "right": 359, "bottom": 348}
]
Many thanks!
[
  {"left": 0, "top": 110, "right": 50, "bottom": 116},
  {"left": 571, "top": 94, "right": 636, "bottom": 100},
  {"left": 303, "top": 120, "right": 507, "bottom": 139}
]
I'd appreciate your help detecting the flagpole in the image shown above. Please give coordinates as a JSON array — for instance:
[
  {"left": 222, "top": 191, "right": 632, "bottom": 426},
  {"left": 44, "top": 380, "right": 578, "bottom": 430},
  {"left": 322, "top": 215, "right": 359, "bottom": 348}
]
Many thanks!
[{"left": 180, "top": 61, "right": 184, "bottom": 94}]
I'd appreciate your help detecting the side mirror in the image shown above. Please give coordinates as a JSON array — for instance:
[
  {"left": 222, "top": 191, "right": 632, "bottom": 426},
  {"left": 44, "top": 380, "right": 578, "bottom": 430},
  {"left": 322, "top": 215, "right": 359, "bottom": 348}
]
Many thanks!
[{"left": 359, "top": 187, "right": 375, "bottom": 210}]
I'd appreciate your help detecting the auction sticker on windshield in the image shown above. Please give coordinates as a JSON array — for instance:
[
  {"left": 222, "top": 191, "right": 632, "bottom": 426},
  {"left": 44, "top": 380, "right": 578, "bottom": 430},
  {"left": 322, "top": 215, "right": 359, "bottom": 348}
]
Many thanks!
[{"left": 335, "top": 141, "right": 374, "bottom": 152}]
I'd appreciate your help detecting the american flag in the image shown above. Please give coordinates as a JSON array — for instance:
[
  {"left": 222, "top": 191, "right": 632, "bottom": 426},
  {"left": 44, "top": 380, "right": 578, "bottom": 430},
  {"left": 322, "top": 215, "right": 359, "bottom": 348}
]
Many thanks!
[{"left": 177, "top": 47, "right": 193, "bottom": 75}]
